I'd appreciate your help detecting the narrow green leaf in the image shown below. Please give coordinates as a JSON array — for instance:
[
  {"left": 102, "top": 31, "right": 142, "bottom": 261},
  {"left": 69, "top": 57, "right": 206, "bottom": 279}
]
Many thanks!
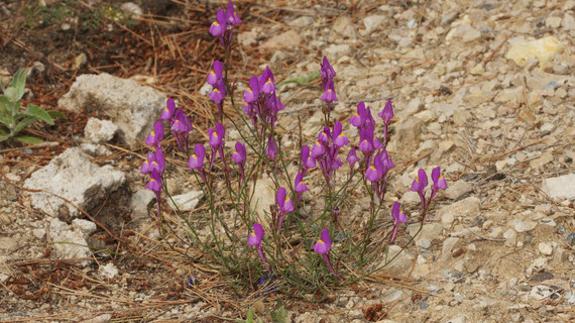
[
  {"left": 0, "top": 95, "right": 18, "bottom": 115},
  {"left": 48, "top": 110, "right": 65, "bottom": 119},
  {"left": 13, "top": 117, "right": 37, "bottom": 135},
  {"left": 15, "top": 135, "right": 43, "bottom": 145},
  {"left": 0, "top": 135, "right": 9, "bottom": 142},
  {"left": 25, "top": 104, "right": 54, "bottom": 125},
  {"left": 5, "top": 68, "right": 28, "bottom": 102}
]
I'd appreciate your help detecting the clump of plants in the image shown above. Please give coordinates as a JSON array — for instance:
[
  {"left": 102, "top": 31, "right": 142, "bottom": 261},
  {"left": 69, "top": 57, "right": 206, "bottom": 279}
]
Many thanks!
[
  {"left": 140, "top": 1, "right": 447, "bottom": 295},
  {"left": 0, "top": 69, "right": 55, "bottom": 144}
]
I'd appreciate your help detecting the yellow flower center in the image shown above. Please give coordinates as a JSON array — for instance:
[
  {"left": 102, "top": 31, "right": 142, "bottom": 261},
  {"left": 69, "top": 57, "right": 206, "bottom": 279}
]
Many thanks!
[
  {"left": 212, "top": 21, "right": 219, "bottom": 27},
  {"left": 316, "top": 239, "right": 325, "bottom": 245},
  {"left": 192, "top": 153, "right": 197, "bottom": 159},
  {"left": 213, "top": 88, "right": 220, "bottom": 93},
  {"left": 150, "top": 130, "right": 155, "bottom": 137}
]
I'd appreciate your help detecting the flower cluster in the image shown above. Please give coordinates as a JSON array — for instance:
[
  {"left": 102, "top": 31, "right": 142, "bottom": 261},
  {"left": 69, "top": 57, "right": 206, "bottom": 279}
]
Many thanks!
[
  {"left": 411, "top": 166, "right": 448, "bottom": 213},
  {"left": 320, "top": 56, "right": 337, "bottom": 109},
  {"left": 303, "top": 121, "right": 349, "bottom": 187},
  {"left": 207, "top": 60, "right": 226, "bottom": 119},
  {"left": 348, "top": 101, "right": 396, "bottom": 200},
  {"left": 209, "top": 0, "right": 241, "bottom": 49},
  {"left": 389, "top": 202, "right": 407, "bottom": 243},
  {"left": 142, "top": 99, "right": 193, "bottom": 216},
  {"left": 243, "top": 67, "right": 285, "bottom": 159}
]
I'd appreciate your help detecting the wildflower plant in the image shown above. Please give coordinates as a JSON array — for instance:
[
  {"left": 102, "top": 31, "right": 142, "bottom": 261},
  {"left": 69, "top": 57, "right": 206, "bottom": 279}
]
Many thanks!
[
  {"left": 0, "top": 68, "right": 56, "bottom": 144},
  {"left": 140, "top": 0, "right": 448, "bottom": 296}
]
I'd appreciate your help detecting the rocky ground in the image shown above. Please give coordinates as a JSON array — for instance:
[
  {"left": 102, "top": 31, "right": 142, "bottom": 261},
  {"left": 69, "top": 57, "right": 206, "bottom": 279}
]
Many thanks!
[{"left": 2, "top": 0, "right": 575, "bottom": 322}]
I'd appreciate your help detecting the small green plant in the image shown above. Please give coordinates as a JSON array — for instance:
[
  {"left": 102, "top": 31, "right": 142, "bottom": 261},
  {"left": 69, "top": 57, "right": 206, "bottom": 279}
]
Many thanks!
[{"left": 0, "top": 69, "right": 55, "bottom": 144}]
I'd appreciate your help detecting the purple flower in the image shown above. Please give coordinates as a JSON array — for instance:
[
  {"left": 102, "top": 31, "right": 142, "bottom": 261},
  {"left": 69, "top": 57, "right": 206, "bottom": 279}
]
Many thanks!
[
  {"left": 276, "top": 187, "right": 294, "bottom": 214},
  {"left": 266, "top": 136, "right": 278, "bottom": 160},
  {"left": 161, "top": 98, "right": 176, "bottom": 121},
  {"left": 294, "top": 171, "right": 308, "bottom": 194},
  {"left": 313, "top": 228, "right": 337, "bottom": 276},
  {"left": 207, "top": 60, "right": 224, "bottom": 86},
  {"left": 389, "top": 201, "right": 407, "bottom": 243},
  {"left": 248, "top": 223, "right": 268, "bottom": 267},
  {"left": 188, "top": 144, "right": 205, "bottom": 171},
  {"left": 140, "top": 152, "right": 154, "bottom": 174},
  {"left": 260, "top": 67, "right": 276, "bottom": 94},
  {"left": 300, "top": 145, "right": 316, "bottom": 171},
  {"left": 313, "top": 228, "right": 332, "bottom": 255},
  {"left": 145, "top": 170, "right": 162, "bottom": 193},
  {"left": 311, "top": 139, "right": 326, "bottom": 158},
  {"left": 365, "top": 164, "right": 381, "bottom": 182},
  {"left": 320, "top": 56, "right": 336, "bottom": 85},
  {"left": 208, "top": 123, "right": 225, "bottom": 149},
  {"left": 247, "top": 222, "right": 264, "bottom": 247},
  {"left": 347, "top": 147, "right": 359, "bottom": 168},
  {"left": 145, "top": 120, "right": 164, "bottom": 147},
  {"left": 320, "top": 79, "right": 337, "bottom": 104},
  {"left": 225, "top": 0, "right": 241, "bottom": 26},
  {"left": 378, "top": 99, "right": 394, "bottom": 125},
  {"left": 209, "top": 9, "right": 226, "bottom": 37},
  {"left": 243, "top": 76, "right": 259, "bottom": 103},
  {"left": 411, "top": 168, "right": 429, "bottom": 209},
  {"left": 151, "top": 147, "right": 166, "bottom": 174},
  {"left": 332, "top": 121, "right": 348, "bottom": 148},
  {"left": 232, "top": 141, "right": 246, "bottom": 166},
  {"left": 209, "top": 81, "right": 226, "bottom": 105},
  {"left": 275, "top": 186, "right": 294, "bottom": 231},
  {"left": 430, "top": 166, "right": 448, "bottom": 200},
  {"left": 171, "top": 109, "right": 192, "bottom": 134}
]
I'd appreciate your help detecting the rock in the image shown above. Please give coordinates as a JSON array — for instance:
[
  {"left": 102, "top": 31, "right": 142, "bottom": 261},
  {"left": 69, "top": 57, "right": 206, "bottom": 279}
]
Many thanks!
[
  {"left": 99, "top": 262, "right": 119, "bottom": 279},
  {"left": 238, "top": 30, "right": 258, "bottom": 47},
  {"left": 542, "top": 173, "right": 575, "bottom": 200},
  {"left": 505, "top": 36, "right": 564, "bottom": 68},
  {"left": 538, "top": 242, "right": 553, "bottom": 256},
  {"left": 545, "top": 16, "right": 562, "bottom": 28},
  {"left": 526, "top": 257, "right": 547, "bottom": 276},
  {"left": 58, "top": 73, "right": 166, "bottom": 148},
  {"left": 71, "top": 219, "right": 97, "bottom": 238},
  {"left": 503, "top": 229, "right": 517, "bottom": 247},
  {"left": 393, "top": 117, "right": 423, "bottom": 153},
  {"left": 80, "top": 143, "right": 112, "bottom": 156},
  {"left": 440, "top": 237, "right": 460, "bottom": 261},
  {"left": 437, "top": 197, "right": 480, "bottom": 226},
  {"left": 288, "top": 16, "right": 314, "bottom": 28},
  {"left": 529, "top": 285, "right": 556, "bottom": 301},
  {"left": 510, "top": 219, "right": 537, "bottom": 232},
  {"left": 381, "top": 245, "right": 414, "bottom": 276},
  {"left": 84, "top": 118, "right": 119, "bottom": 144},
  {"left": 120, "top": 2, "right": 143, "bottom": 19},
  {"left": 363, "top": 15, "right": 386, "bottom": 35},
  {"left": 130, "top": 189, "right": 155, "bottom": 220},
  {"left": 446, "top": 315, "right": 466, "bottom": 323},
  {"left": 400, "top": 191, "right": 420, "bottom": 206},
  {"left": 24, "top": 148, "right": 126, "bottom": 218},
  {"left": 562, "top": 14, "right": 575, "bottom": 30},
  {"left": 261, "top": 30, "right": 302, "bottom": 50},
  {"left": 167, "top": 190, "right": 203, "bottom": 211},
  {"left": 408, "top": 223, "right": 443, "bottom": 242},
  {"left": 333, "top": 16, "right": 356, "bottom": 39},
  {"left": 445, "top": 180, "right": 473, "bottom": 200},
  {"left": 49, "top": 218, "right": 92, "bottom": 266},
  {"left": 250, "top": 176, "right": 275, "bottom": 222},
  {"left": 80, "top": 314, "right": 113, "bottom": 323},
  {"left": 324, "top": 44, "right": 352, "bottom": 60},
  {"left": 446, "top": 24, "right": 481, "bottom": 43}
]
